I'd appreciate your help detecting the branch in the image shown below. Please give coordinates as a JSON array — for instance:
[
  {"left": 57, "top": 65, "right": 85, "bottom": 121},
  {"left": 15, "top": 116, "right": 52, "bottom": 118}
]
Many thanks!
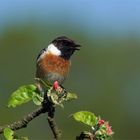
[{"left": 0, "top": 94, "right": 61, "bottom": 140}]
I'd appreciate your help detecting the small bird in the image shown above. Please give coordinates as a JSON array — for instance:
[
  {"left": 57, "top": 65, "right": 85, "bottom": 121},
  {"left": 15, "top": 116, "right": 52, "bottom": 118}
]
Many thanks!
[{"left": 36, "top": 36, "right": 81, "bottom": 93}]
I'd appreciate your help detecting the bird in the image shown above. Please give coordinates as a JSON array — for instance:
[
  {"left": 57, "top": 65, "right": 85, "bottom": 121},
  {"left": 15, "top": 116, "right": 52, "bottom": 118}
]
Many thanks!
[{"left": 35, "top": 36, "right": 81, "bottom": 94}]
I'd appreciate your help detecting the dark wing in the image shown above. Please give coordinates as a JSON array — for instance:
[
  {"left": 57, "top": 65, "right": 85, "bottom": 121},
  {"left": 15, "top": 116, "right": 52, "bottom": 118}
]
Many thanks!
[{"left": 36, "top": 48, "right": 46, "bottom": 62}]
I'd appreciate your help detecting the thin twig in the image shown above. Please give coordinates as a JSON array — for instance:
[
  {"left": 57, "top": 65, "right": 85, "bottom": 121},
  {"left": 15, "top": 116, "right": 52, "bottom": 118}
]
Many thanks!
[
  {"left": 0, "top": 106, "right": 47, "bottom": 134},
  {"left": 48, "top": 116, "right": 61, "bottom": 140},
  {"left": 47, "top": 106, "right": 61, "bottom": 140},
  {"left": 76, "top": 132, "right": 95, "bottom": 140},
  {"left": 43, "top": 91, "right": 61, "bottom": 140}
]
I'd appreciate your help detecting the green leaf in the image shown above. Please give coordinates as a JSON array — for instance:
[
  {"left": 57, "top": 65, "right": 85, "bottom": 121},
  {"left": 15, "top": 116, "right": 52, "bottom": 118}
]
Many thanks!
[
  {"left": 47, "top": 87, "right": 65, "bottom": 107},
  {"left": 8, "top": 84, "right": 37, "bottom": 108},
  {"left": 20, "top": 137, "right": 29, "bottom": 140},
  {"left": 72, "top": 111, "right": 97, "bottom": 127},
  {"left": 32, "top": 93, "right": 43, "bottom": 106},
  {"left": 4, "top": 128, "right": 14, "bottom": 140},
  {"left": 64, "top": 92, "right": 78, "bottom": 101},
  {"left": 3, "top": 128, "right": 29, "bottom": 140}
]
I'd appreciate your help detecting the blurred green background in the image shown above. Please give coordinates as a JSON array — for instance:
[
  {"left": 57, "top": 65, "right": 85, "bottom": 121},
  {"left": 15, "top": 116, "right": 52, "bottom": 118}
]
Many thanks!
[{"left": 0, "top": 0, "right": 140, "bottom": 139}]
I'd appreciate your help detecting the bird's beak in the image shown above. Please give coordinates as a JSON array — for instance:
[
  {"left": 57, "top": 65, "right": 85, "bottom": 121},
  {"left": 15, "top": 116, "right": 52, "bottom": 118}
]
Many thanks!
[{"left": 74, "top": 44, "right": 81, "bottom": 50}]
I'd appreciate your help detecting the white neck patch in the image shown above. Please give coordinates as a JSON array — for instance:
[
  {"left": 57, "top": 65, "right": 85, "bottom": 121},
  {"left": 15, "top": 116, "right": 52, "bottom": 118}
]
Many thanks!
[{"left": 46, "top": 44, "right": 61, "bottom": 56}]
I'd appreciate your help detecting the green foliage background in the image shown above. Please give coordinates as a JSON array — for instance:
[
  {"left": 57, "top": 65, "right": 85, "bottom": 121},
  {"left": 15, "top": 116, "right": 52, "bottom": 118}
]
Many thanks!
[{"left": 0, "top": 1, "right": 140, "bottom": 139}]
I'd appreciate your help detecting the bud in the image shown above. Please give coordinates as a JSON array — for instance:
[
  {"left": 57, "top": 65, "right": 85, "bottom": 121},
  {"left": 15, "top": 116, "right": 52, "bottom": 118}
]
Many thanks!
[
  {"left": 98, "top": 119, "right": 105, "bottom": 125},
  {"left": 53, "top": 81, "right": 59, "bottom": 90}
]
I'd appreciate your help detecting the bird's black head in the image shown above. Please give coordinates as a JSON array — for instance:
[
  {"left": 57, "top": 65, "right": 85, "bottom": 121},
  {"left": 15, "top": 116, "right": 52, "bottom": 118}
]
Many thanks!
[{"left": 52, "top": 36, "right": 81, "bottom": 60}]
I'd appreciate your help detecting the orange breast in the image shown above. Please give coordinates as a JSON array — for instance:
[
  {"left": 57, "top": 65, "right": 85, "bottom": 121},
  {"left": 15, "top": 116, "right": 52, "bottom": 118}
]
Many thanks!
[{"left": 36, "top": 54, "right": 70, "bottom": 78}]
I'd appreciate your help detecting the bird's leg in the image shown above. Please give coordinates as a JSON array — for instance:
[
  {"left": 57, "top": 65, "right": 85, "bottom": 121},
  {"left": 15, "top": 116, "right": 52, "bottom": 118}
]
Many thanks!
[
  {"left": 35, "top": 78, "right": 45, "bottom": 95},
  {"left": 35, "top": 81, "right": 45, "bottom": 96}
]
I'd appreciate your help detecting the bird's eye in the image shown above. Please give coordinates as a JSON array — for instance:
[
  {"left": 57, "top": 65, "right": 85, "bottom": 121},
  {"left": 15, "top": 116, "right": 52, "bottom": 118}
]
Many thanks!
[{"left": 63, "top": 41, "right": 68, "bottom": 46}]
